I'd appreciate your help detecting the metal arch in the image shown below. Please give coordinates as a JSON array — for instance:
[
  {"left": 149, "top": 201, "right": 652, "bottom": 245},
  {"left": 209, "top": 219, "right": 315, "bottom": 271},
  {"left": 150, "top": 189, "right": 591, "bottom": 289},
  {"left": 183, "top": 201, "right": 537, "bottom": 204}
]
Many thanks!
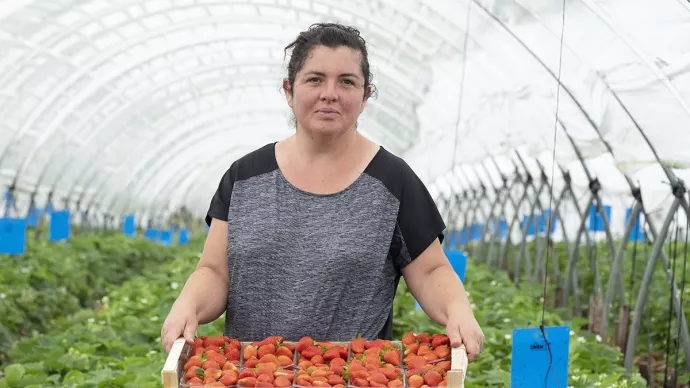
[
  {"left": 106, "top": 104, "right": 405, "bottom": 215},
  {"left": 26, "top": 56, "right": 416, "bottom": 201},
  {"left": 92, "top": 111, "right": 287, "bottom": 213},
  {"left": 136, "top": 144, "right": 254, "bottom": 222},
  {"left": 579, "top": 0, "right": 690, "bottom": 123},
  {"left": 0, "top": 0, "right": 460, "bottom": 153},
  {"left": 5, "top": 40, "right": 423, "bottom": 186},
  {"left": 44, "top": 72, "right": 282, "bottom": 200}
]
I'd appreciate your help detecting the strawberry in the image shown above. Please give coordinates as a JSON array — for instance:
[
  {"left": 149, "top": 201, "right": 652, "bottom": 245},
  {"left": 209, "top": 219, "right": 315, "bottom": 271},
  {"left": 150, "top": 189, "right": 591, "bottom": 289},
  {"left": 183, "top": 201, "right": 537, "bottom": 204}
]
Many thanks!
[
  {"left": 349, "top": 369, "right": 370, "bottom": 379},
  {"left": 324, "top": 347, "right": 341, "bottom": 361},
  {"left": 407, "top": 356, "right": 426, "bottom": 370},
  {"left": 416, "top": 334, "right": 431, "bottom": 344},
  {"left": 207, "top": 335, "right": 227, "bottom": 347},
  {"left": 238, "top": 377, "right": 258, "bottom": 387},
  {"left": 276, "top": 345, "right": 294, "bottom": 358},
  {"left": 202, "top": 360, "right": 221, "bottom": 370},
  {"left": 256, "top": 382, "right": 273, "bottom": 388},
  {"left": 434, "top": 346, "right": 450, "bottom": 359},
  {"left": 388, "top": 380, "right": 403, "bottom": 387},
  {"left": 187, "top": 376, "right": 203, "bottom": 386},
  {"left": 435, "top": 361, "right": 451, "bottom": 373},
  {"left": 402, "top": 332, "right": 417, "bottom": 346},
  {"left": 379, "top": 368, "right": 399, "bottom": 380},
  {"left": 431, "top": 334, "right": 450, "bottom": 348},
  {"left": 405, "top": 343, "right": 419, "bottom": 356},
  {"left": 312, "top": 355, "right": 325, "bottom": 365},
  {"left": 424, "top": 370, "right": 443, "bottom": 387},
  {"left": 244, "top": 346, "right": 258, "bottom": 360},
  {"left": 220, "top": 373, "right": 238, "bottom": 386},
  {"left": 185, "top": 367, "right": 202, "bottom": 381},
  {"left": 184, "top": 355, "right": 203, "bottom": 371},
  {"left": 336, "top": 346, "right": 348, "bottom": 360},
  {"left": 297, "top": 336, "right": 315, "bottom": 353},
  {"left": 258, "top": 344, "right": 277, "bottom": 358},
  {"left": 329, "top": 374, "right": 346, "bottom": 385},
  {"left": 302, "top": 345, "right": 323, "bottom": 360},
  {"left": 277, "top": 355, "right": 293, "bottom": 366},
  {"left": 239, "top": 370, "right": 256, "bottom": 379},
  {"left": 423, "top": 352, "right": 438, "bottom": 362},
  {"left": 204, "top": 368, "right": 222, "bottom": 381},
  {"left": 417, "top": 344, "right": 433, "bottom": 356},
  {"left": 274, "top": 376, "right": 292, "bottom": 387},
  {"left": 352, "top": 377, "right": 370, "bottom": 387},
  {"left": 408, "top": 375, "right": 424, "bottom": 388},
  {"left": 351, "top": 337, "right": 366, "bottom": 354},
  {"left": 383, "top": 349, "right": 400, "bottom": 366},
  {"left": 257, "top": 374, "right": 274, "bottom": 384}
]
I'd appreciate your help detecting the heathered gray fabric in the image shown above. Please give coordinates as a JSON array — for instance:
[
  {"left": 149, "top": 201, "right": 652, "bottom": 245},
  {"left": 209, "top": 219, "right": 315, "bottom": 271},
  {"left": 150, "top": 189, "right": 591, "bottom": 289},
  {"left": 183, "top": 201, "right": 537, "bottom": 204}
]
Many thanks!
[
  {"left": 226, "top": 171, "right": 401, "bottom": 342},
  {"left": 206, "top": 143, "right": 445, "bottom": 342}
]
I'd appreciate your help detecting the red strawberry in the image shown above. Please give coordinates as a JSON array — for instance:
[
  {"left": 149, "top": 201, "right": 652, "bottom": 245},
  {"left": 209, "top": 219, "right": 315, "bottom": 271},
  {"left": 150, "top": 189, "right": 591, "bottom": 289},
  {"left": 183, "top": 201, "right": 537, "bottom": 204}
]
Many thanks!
[
  {"left": 431, "top": 334, "right": 450, "bottom": 348},
  {"left": 238, "top": 377, "right": 257, "bottom": 387},
  {"left": 416, "top": 334, "right": 431, "bottom": 344},
  {"left": 204, "top": 368, "right": 222, "bottom": 381},
  {"left": 405, "top": 343, "right": 419, "bottom": 356},
  {"left": 408, "top": 375, "right": 424, "bottom": 388},
  {"left": 435, "top": 361, "right": 451, "bottom": 373},
  {"left": 184, "top": 355, "right": 203, "bottom": 371},
  {"left": 244, "top": 346, "right": 258, "bottom": 360},
  {"left": 328, "top": 375, "right": 346, "bottom": 385},
  {"left": 351, "top": 337, "right": 366, "bottom": 354},
  {"left": 353, "top": 377, "right": 370, "bottom": 387},
  {"left": 434, "top": 346, "right": 451, "bottom": 359},
  {"left": 402, "top": 332, "right": 417, "bottom": 346},
  {"left": 276, "top": 346, "right": 294, "bottom": 358},
  {"left": 297, "top": 336, "right": 315, "bottom": 353},
  {"left": 383, "top": 349, "right": 400, "bottom": 366},
  {"left": 417, "top": 344, "right": 433, "bottom": 356},
  {"left": 301, "top": 345, "right": 322, "bottom": 359},
  {"left": 407, "top": 356, "right": 426, "bottom": 370},
  {"left": 424, "top": 370, "right": 443, "bottom": 387},
  {"left": 258, "top": 344, "right": 276, "bottom": 358},
  {"left": 388, "top": 380, "right": 403, "bottom": 387},
  {"left": 220, "top": 373, "right": 238, "bottom": 386},
  {"left": 274, "top": 376, "right": 292, "bottom": 387},
  {"left": 324, "top": 347, "right": 341, "bottom": 361}
]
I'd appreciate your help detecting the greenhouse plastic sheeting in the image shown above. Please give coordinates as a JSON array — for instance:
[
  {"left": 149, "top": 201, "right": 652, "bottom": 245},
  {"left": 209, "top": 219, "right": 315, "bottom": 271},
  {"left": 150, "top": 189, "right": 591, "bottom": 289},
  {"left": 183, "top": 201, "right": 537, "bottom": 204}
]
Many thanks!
[{"left": 0, "top": 0, "right": 688, "bottom": 229}]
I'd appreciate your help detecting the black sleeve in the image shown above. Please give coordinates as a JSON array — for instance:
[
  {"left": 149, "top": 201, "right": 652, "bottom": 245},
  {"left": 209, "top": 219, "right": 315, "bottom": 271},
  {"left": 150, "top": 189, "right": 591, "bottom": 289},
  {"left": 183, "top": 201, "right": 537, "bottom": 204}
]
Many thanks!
[
  {"left": 395, "top": 162, "right": 446, "bottom": 266},
  {"left": 205, "top": 163, "right": 237, "bottom": 226}
]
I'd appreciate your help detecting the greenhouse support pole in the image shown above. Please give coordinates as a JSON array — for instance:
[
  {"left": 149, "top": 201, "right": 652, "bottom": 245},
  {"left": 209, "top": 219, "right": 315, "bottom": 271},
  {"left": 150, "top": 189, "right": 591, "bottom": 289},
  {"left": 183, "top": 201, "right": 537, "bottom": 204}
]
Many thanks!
[
  {"left": 499, "top": 167, "right": 530, "bottom": 274},
  {"left": 600, "top": 198, "right": 642, "bottom": 339},
  {"left": 624, "top": 194, "right": 687, "bottom": 373},
  {"left": 476, "top": 164, "right": 507, "bottom": 263},
  {"left": 515, "top": 170, "right": 543, "bottom": 287},
  {"left": 487, "top": 176, "right": 513, "bottom": 268}
]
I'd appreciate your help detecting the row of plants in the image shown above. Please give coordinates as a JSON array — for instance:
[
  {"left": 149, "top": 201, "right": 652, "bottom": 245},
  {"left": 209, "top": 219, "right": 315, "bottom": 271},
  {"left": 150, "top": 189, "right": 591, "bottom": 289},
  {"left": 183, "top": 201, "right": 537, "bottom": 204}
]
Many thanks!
[
  {"left": 0, "top": 236, "right": 648, "bottom": 387},
  {"left": 0, "top": 232, "right": 193, "bottom": 362},
  {"left": 468, "top": 236, "right": 690, "bottom": 386}
]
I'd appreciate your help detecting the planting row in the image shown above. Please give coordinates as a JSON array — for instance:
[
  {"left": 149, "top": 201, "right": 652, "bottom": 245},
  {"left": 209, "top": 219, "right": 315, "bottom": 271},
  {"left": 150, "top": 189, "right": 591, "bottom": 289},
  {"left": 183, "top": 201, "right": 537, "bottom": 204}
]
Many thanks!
[
  {"left": 0, "top": 233, "right": 192, "bottom": 361},
  {"left": 180, "top": 333, "right": 453, "bottom": 388}
]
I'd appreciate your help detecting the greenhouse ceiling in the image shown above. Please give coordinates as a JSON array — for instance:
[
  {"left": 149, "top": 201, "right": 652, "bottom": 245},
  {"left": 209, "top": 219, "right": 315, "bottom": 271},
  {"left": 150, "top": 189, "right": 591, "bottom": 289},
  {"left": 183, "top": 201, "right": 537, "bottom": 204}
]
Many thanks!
[{"left": 0, "top": 0, "right": 689, "bottom": 224}]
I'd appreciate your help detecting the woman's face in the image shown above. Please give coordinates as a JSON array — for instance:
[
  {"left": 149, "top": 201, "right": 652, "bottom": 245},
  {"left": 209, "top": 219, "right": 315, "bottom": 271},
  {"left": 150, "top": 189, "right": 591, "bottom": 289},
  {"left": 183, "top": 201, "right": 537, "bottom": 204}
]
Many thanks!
[{"left": 284, "top": 45, "right": 370, "bottom": 138}]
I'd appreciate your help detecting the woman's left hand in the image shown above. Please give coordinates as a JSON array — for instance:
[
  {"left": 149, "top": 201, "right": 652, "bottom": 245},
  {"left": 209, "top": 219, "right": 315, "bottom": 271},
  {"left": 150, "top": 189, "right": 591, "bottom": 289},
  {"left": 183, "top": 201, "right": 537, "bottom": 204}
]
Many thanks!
[{"left": 445, "top": 302, "right": 484, "bottom": 362}]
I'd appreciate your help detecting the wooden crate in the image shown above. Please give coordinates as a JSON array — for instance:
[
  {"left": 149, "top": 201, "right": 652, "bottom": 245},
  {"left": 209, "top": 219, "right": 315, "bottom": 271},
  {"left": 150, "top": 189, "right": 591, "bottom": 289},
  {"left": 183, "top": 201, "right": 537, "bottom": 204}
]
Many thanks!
[{"left": 161, "top": 337, "right": 468, "bottom": 388}]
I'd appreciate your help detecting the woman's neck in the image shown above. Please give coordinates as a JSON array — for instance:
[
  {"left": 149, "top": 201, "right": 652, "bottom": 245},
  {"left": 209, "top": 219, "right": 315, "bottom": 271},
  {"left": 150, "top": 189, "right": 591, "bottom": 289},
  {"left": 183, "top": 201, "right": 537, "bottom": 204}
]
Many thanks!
[{"left": 291, "top": 126, "right": 361, "bottom": 166}]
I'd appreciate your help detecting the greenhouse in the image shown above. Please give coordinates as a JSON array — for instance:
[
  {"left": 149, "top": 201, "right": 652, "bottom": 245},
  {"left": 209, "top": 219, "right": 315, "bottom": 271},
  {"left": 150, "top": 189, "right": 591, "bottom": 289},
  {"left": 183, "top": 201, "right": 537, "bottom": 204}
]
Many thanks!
[{"left": 0, "top": 0, "right": 689, "bottom": 387}]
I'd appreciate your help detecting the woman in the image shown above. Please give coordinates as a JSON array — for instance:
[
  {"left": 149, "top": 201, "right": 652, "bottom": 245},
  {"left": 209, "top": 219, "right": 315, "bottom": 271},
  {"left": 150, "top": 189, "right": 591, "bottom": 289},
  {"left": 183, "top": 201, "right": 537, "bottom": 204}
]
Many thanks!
[{"left": 161, "top": 22, "right": 484, "bottom": 362}]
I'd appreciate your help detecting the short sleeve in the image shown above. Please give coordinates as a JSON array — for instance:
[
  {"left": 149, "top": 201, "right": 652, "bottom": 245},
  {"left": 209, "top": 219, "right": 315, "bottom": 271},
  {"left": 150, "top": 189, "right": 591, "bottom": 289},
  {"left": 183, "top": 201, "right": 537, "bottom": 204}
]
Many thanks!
[
  {"left": 393, "top": 162, "right": 446, "bottom": 267},
  {"left": 205, "top": 163, "right": 237, "bottom": 226}
]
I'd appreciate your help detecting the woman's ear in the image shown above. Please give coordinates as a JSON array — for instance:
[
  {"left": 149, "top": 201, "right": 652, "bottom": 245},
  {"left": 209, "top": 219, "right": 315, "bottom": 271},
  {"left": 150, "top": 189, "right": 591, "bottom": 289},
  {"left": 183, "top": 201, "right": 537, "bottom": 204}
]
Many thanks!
[
  {"left": 360, "top": 85, "right": 372, "bottom": 112},
  {"left": 283, "top": 78, "right": 293, "bottom": 108}
]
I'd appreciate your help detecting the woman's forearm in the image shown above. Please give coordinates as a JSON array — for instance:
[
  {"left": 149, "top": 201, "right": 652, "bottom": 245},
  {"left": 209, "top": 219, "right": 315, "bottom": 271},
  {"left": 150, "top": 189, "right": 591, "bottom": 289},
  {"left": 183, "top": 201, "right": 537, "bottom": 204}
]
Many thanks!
[
  {"left": 174, "top": 265, "right": 229, "bottom": 325},
  {"left": 413, "top": 264, "right": 473, "bottom": 326}
]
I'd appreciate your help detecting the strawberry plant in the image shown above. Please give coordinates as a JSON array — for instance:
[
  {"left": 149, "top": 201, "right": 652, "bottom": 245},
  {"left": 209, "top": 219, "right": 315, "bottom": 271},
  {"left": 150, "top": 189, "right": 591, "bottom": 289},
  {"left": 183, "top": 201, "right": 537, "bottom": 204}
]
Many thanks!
[{"left": 0, "top": 233, "right": 187, "bottom": 362}]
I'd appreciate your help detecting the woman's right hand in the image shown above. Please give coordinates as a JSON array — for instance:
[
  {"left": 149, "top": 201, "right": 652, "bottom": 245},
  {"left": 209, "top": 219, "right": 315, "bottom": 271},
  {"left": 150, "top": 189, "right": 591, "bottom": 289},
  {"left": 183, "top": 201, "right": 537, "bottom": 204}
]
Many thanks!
[{"left": 161, "top": 301, "right": 199, "bottom": 354}]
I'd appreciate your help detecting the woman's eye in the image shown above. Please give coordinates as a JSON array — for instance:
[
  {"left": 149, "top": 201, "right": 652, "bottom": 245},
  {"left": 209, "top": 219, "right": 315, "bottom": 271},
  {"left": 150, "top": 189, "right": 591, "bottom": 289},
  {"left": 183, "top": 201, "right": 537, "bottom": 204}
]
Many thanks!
[
  {"left": 308, "top": 77, "right": 321, "bottom": 83},
  {"left": 342, "top": 79, "right": 354, "bottom": 85}
]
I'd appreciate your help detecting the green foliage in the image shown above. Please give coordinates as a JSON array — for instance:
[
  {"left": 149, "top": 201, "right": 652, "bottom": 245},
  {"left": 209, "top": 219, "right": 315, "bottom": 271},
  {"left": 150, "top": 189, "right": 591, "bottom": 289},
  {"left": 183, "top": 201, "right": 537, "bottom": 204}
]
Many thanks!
[
  {"left": 0, "top": 234, "right": 193, "bottom": 361},
  {"left": 393, "top": 259, "right": 647, "bottom": 387}
]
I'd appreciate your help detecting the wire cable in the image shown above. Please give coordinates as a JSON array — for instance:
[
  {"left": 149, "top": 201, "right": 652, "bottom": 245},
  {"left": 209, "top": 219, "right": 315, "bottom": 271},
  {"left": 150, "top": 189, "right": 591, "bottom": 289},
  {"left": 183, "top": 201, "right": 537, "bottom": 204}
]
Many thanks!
[{"left": 541, "top": 0, "right": 567, "bottom": 386}]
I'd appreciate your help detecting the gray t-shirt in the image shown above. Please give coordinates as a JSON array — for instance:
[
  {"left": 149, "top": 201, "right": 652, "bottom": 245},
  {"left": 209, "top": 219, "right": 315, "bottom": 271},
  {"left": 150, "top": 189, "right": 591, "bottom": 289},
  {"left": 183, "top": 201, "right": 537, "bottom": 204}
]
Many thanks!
[{"left": 205, "top": 142, "right": 445, "bottom": 342}]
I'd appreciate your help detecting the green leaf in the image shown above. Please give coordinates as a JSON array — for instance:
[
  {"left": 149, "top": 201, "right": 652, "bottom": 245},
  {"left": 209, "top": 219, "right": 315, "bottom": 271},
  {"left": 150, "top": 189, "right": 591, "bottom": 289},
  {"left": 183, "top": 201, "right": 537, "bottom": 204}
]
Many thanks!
[{"left": 3, "top": 364, "right": 26, "bottom": 387}]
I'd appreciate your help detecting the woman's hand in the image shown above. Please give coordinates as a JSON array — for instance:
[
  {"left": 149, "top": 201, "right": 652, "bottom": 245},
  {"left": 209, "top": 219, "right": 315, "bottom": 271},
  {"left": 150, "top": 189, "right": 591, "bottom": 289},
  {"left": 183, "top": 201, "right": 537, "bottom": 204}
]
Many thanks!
[
  {"left": 161, "top": 300, "right": 199, "bottom": 354},
  {"left": 445, "top": 302, "right": 484, "bottom": 362}
]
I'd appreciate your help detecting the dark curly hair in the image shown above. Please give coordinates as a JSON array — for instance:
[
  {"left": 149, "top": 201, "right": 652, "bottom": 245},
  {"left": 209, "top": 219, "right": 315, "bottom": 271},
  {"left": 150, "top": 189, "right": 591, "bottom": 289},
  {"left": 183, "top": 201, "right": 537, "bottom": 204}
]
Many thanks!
[{"left": 283, "top": 22, "right": 377, "bottom": 100}]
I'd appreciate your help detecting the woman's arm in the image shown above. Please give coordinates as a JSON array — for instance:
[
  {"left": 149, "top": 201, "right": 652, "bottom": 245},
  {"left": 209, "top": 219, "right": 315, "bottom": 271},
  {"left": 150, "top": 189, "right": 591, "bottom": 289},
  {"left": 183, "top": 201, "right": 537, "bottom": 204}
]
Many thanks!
[
  {"left": 176, "top": 218, "right": 230, "bottom": 323},
  {"left": 161, "top": 218, "right": 229, "bottom": 352},
  {"left": 400, "top": 238, "right": 483, "bottom": 361}
]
